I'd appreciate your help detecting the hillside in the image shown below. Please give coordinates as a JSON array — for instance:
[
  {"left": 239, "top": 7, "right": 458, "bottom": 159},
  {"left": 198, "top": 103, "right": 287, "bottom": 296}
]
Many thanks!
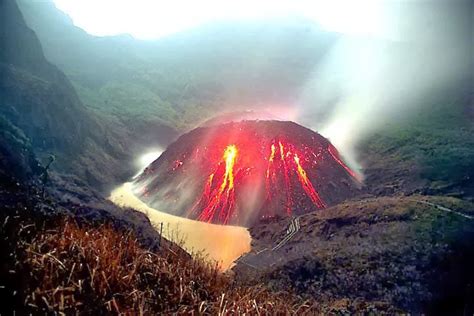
[
  {"left": 0, "top": 0, "right": 136, "bottom": 188},
  {"left": 17, "top": 0, "right": 474, "bottom": 200},
  {"left": 360, "top": 90, "right": 474, "bottom": 199},
  {"left": 234, "top": 196, "right": 474, "bottom": 313},
  {"left": 0, "top": 179, "right": 325, "bottom": 314}
]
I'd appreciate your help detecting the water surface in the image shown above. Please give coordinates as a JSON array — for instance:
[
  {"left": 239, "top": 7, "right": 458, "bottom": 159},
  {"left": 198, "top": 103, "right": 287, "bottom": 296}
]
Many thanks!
[{"left": 109, "top": 183, "right": 251, "bottom": 270}]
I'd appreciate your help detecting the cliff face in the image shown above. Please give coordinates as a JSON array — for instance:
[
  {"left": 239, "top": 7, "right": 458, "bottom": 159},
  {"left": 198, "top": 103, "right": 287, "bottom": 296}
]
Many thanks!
[
  {"left": 0, "top": 0, "right": 85, "bottom": 151},
  {"left": 0, "top": 0, "right": 133, "bottom": 188}
]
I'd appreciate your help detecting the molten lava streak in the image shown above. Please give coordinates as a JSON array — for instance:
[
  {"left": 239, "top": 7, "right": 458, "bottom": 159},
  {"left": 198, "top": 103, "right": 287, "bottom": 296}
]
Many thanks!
[
  {"left": 294, "top": 154, "right": 325, "bottom": 208},
  {"left": 193, "top": 141, "right": 334, "bottom": 224},
  {"left": 195, "top": 145, "right": 238, "bottom": 223},
  {"left": 265, "top": 144, "right": 277, "bottom": 200},
  {"left": 327, "top": 144, "right": 358, "bottom": 180},
  {"left": 265, "top": 142, "right": 325, "bottom": 214},
  {"left": 222, "top": 145, "right": 237, "bottom": 191},
  {"left": 278, "top": 142, "right": 293, "bottom": 215},
  {"left": 135, "top": 120, "right": 360, "bottom": 226}
]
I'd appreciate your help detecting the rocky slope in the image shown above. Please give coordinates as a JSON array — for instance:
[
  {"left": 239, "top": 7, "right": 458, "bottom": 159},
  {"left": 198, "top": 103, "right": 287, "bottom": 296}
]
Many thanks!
[
  {"left": 233, "top": 196, "right": 474, "bottom": 313},
  {"left": 0, "top": 0, "right": 144, "bottom": 188}
]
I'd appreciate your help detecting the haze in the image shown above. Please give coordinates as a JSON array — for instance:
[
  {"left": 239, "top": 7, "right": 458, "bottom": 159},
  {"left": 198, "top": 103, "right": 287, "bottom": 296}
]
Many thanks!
[
  {"left": 47, "top": 0, "right": 471, "bottom": 173},
  {"left": 53, "top": 0, "right": 391, "bottom": 39}
]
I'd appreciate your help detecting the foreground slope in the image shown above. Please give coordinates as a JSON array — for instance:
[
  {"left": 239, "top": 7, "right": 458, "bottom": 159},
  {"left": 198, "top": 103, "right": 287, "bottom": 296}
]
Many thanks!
[{"left": 0, "top": 179, "right": 398, "bottom": 314}]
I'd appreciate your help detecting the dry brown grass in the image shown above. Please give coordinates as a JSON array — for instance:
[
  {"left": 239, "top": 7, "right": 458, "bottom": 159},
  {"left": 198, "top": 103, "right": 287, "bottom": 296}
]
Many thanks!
[{"left": 16, "top": 219, "right": 319, "bottom": 314}]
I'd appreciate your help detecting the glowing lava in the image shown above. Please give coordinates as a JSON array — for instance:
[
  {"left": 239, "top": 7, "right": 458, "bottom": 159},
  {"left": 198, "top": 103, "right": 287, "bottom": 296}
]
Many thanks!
[
  {"left": 134, "top": 120, "right": 361, "bottom": 226},
  {"left": 294, "top": 154, "right": 325, "bottom": 208},
  {"left": 328, "top": 143, "right": 359, "bottom": 179},
  {"left": 278, "top": 142, "right": 293, "bottom": 215},
  {"left": 264, "top": 141, "right": 326, "bottom": 217},
  {"left": 265, "top": 144, "right": 277, "bottom": 202},
  {"left": 193, "top": 141, "right": 333, "bottom": 223},
  {"left": 195, "top": 145, "right": 238, "bottom": 223}
]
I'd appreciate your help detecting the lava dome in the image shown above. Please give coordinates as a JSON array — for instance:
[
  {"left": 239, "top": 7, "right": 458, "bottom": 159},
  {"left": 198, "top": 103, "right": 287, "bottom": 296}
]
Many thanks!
[{"left": 133, "top": 120, "right": 361, "bottom": 226}]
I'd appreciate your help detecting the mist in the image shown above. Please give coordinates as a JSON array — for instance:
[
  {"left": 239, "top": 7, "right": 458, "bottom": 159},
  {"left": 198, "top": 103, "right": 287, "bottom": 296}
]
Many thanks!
[
  {"left": 21, "top": 0, "right": 472, "bottom": 187},
  {"left": 296, "top": 1, "right": 472, "bottom": 173},
  {"left": 112, "top": 0, "right": 473, "bottom": 182},
  {"left": 133, "top": 148, "right": 164, "bottom": 178}
]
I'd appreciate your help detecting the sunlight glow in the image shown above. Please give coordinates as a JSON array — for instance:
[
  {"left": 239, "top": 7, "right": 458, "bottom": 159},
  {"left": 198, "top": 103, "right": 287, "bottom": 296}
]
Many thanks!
[{"left": 53, "top": 0, "right": 388, "bottom": 39}]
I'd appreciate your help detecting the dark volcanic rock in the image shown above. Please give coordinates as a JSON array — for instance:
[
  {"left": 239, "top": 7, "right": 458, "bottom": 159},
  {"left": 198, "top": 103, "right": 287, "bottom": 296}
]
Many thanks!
[{"left": 134, "top": 120, "right": 362, "bottom": 226}]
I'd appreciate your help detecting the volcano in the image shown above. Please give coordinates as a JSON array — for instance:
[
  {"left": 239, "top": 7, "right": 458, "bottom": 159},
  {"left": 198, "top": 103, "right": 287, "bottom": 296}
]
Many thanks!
[{"left": 133, "top": 120, "right": 361, "bottom": 226}]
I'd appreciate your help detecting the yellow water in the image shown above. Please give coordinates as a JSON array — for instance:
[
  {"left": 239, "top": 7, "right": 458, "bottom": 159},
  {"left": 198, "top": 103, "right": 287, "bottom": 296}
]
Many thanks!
[{"left": 109, "top": 183, "right": 251, "bottom": 270}]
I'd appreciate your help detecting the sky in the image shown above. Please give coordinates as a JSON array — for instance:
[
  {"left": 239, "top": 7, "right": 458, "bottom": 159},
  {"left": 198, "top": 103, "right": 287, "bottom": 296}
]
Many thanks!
[{"left": 52, "top": 0, "right": 392, "bottom": 40}]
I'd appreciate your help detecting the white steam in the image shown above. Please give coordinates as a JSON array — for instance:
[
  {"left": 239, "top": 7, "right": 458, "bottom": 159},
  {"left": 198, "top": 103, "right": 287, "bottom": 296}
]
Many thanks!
[
  {"left": 133, "top": 148, "right": 163, "bottom": 178},
  {"left": 297, "top": 1, "right": 471, "bottom": 173}
]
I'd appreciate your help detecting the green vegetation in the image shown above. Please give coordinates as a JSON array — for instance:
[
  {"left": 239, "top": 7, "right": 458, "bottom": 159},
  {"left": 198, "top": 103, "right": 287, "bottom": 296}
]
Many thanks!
[
  {"left": 363, "top": 92, "right": 474, "bottom": 195},
  {"left": 74, "top": 81, "right": 179, "bottom": 127},
  {"left": 237, "top": 196, "right": 474, "bottom": 313}
]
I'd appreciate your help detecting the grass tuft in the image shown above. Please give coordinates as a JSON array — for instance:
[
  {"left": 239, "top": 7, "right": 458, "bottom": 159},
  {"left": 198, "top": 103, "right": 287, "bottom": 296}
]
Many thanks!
[{"left": 3, "top": 213, "right": 318, "bottom": 314}]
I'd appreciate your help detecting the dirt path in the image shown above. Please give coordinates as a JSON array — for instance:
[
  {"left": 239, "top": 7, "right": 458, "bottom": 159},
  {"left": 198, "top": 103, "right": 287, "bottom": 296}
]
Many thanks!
[{"left": 413, "top": 199, "right": 474, "bottom": 220}]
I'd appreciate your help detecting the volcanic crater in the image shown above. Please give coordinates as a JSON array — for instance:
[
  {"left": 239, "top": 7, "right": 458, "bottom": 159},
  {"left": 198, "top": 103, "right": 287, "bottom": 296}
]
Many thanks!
[{"left": 133, "top": 120, "right": 362, "bottom": 226}]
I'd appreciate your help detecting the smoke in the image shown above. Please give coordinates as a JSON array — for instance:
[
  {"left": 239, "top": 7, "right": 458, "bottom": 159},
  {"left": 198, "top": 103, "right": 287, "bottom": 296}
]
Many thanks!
[
  {"left": 296, "top": 0, "right": 472, "bottom": 173},
  {"left": 133, "top": 148, "right": 164, "bottom": 178}
]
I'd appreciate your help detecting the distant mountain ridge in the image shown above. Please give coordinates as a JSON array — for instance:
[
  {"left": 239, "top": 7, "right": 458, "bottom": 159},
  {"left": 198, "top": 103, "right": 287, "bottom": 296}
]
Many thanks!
[{"left": 17, "top": 0, "right": 337, "bottom": 132}]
